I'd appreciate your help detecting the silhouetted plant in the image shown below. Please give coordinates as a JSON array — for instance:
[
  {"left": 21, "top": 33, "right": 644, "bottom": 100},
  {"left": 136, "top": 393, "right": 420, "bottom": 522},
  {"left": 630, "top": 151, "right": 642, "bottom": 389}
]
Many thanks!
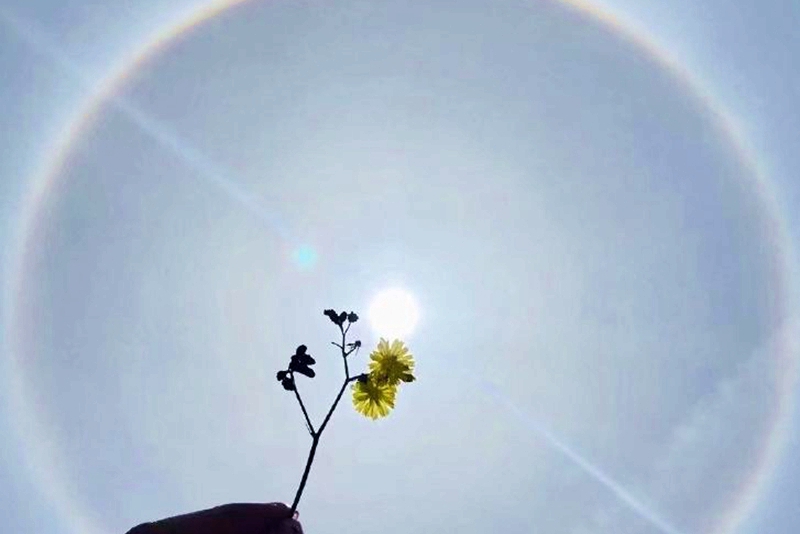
[{"left": 276, "top": 308, "right": 416, "bottom": 513}]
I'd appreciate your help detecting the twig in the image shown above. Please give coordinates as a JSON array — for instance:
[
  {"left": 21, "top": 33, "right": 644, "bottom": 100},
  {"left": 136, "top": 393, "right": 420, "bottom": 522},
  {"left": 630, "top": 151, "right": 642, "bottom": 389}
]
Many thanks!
[
  {"left": 290, "top": 435, "right": 319, "bottom": 512},
  {"left": 291, "top": 375, "right": 315, "bottom": 435},
  {"left": 289, "top": 324, "right": 360, "bottom": 513}
]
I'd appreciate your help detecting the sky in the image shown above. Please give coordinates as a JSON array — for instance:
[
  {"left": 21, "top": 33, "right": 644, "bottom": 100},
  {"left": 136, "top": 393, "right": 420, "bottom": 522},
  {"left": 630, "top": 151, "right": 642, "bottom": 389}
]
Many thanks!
[{"left": 1, "top": 1, "right": 799, "bottom": 533}]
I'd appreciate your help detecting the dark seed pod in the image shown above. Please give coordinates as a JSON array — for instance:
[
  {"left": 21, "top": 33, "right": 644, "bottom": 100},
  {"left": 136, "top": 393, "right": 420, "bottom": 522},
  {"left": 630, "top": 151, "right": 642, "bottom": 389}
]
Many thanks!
[
  {"left": 294, "top": 364, "right": 316, "bottom": 378},
  {"left": 281, "top": 376, "right": 296, "bottom": 391},
  {"left": 323, "top": 309, "right": 339, "bottom": 323},
  {"left": 347, "top": 312, "right": 359, "bottom": 323},
  {"left": 276, "top": 370, "right": 288, "bottom": 381}
]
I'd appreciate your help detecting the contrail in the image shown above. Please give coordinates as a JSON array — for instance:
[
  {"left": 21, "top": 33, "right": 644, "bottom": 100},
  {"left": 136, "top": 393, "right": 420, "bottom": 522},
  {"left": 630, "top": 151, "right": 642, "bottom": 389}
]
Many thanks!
[
  {"left": 479, "top": 379, "right": 689, "bottom": 534},
  {"left": 0, "top": 8, "right": 291, "bottom": 241}
]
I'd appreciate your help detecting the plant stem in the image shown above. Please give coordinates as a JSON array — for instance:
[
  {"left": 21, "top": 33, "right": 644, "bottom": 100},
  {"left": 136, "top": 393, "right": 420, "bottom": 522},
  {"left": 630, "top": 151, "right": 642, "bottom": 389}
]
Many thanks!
[
  {"left": 318, "top": 329, "right": 354, "bottom": 435},
  {"left": 289, "top": 325, "right": 360, "bottom": 513},
  {"left": 292, "top": 378, "right": 315, "bottom": 435},
  {"left": 290, "top": 435, "right": 319, "bottom": 512}
]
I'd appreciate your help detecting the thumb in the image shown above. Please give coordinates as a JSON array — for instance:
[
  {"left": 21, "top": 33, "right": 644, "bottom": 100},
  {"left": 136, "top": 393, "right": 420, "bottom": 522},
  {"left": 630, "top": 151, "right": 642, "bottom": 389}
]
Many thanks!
[{"left": 272, "top": 515, "right": 304, "bottom": 534}]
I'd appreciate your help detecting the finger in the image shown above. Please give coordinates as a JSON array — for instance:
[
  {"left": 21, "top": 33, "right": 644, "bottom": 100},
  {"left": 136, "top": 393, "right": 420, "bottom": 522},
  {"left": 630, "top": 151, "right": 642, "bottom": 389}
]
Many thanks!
[
  {"left": 271, "top": 517, "right": 304, "bottom": 534},
  {"left": 125, "top": 502, "right": 295, "bottom": 534},
  {"left": 258, "top": 502, "right": 294, "bottom": 521}
]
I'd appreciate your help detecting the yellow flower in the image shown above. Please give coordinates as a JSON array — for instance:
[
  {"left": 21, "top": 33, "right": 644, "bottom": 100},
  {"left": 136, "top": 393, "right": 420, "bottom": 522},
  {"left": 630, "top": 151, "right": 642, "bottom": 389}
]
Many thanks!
[
  {"left": 352, "top": 378, "right": 397, "bottom": 420},
  {"left": 368, "top": 338, "right": 416, "bottom": 386}
]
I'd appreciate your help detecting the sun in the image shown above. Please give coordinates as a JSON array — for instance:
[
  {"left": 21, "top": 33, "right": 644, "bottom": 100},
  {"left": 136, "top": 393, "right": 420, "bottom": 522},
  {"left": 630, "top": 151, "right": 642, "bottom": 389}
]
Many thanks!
[{"left": 367, "top": 287, "right": 421, "bottom": 339}]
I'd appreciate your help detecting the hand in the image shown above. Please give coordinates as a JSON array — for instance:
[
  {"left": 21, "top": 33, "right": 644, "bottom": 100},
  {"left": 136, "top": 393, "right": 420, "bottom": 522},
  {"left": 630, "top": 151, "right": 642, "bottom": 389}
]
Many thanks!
[{"left": 125, "top": 502, "right": 303, "bottom": 534}]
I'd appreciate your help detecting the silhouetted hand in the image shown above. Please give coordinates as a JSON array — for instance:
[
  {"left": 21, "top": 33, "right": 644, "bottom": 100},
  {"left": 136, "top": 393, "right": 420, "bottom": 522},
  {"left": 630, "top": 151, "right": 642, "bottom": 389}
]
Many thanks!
[{"left": 125, "top": 502, "right": 303, "bottom": 534}]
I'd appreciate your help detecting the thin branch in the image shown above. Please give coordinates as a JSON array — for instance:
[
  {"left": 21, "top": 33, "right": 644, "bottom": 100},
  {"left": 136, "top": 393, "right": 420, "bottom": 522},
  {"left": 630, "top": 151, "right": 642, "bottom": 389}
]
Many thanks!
[
  {"left": 317, "top": 329, "right": 352, "bottom": 436},
  {"left": 290, "top": 435, "right": 319, "bottom": 512},
  {"left": 290, "top": 319, "right": 361, "bottom": 513},
  {"left": 342, "top": 330, "right": 350, "bottom": 378},
  {"left": 291, "top": 374, "right": 315, "bottom": 435}
]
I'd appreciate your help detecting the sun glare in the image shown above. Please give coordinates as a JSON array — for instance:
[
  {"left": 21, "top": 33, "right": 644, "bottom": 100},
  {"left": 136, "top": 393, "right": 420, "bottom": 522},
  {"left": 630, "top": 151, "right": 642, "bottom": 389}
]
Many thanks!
[{"left": 367, "top": 287, "right": 420, "bottom": 339}]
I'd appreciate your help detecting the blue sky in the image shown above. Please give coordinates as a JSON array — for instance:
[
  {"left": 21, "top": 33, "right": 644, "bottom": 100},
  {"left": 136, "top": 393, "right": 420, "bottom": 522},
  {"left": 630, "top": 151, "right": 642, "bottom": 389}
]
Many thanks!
[{"left": 1, "top": 1, "right": 799, "bottom": 533}]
